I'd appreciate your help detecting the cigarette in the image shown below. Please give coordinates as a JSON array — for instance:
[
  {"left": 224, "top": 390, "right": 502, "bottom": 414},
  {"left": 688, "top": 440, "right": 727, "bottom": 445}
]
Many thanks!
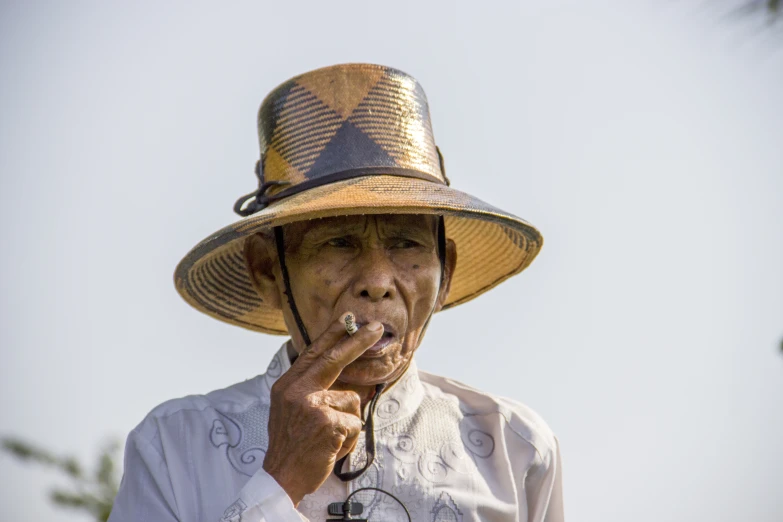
[{"left": 344, "top": 314, "right": 358, "bottom": 335}]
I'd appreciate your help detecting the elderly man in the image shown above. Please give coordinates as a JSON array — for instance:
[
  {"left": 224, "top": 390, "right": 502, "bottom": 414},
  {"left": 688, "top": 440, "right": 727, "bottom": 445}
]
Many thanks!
[{"left": 109, "top": 64, "right": 564, "bottom": 522}]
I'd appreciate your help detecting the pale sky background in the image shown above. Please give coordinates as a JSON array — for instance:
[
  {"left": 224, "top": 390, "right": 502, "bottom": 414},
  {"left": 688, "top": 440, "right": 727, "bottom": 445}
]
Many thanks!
[{"left": 1, "top": 1, "right": 781, "bottom": 521}]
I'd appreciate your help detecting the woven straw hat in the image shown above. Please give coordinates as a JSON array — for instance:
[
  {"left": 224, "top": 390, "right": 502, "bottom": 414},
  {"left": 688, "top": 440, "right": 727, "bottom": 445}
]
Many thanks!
[{"left": 175, "top": 63, "right": 543, "bottom": 334}]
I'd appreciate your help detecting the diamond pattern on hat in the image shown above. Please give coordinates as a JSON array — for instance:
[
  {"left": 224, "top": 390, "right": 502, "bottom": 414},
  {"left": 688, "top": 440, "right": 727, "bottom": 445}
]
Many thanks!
[
  {"left": 258, "top": 79, "right": 296, "bottom": 152},
  {"left": 295, "top": 66, "right": 385, "bottom": 119},
  {"left": 259, "top": 65, "right": 446, "bottom": 188},
  {"left": 348, "top": 70, "right": 442, "bottom": 181},
  {"left": 263, "top": 148, "right": 305, "bottom": 187},
  {"left": 306, "top": 119, "right": 398, "bottom": 177},
  {"left": 267, "top": 84, "right": 344, "bottom": 176}
]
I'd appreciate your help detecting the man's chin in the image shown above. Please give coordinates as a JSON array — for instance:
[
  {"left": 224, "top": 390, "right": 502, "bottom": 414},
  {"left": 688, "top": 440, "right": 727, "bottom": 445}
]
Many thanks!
[
  {"left": 337, "top": 353, "right": 412, "bottom": 387},
  {"left": 337, "top": 358, "right": 400, "bottom": 387}
]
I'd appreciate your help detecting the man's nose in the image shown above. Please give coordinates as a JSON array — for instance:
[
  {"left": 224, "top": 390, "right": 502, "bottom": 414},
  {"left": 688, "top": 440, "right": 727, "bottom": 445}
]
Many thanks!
[{"left": 352, "top": 248, "right": 397, "bottom": 302}]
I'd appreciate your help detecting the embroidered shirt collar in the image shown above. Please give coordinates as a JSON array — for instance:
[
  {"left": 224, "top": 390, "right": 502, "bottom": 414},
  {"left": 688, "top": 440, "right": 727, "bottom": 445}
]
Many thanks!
[{"left": 261, "top": 342, "right": 425, "bottom": 429}]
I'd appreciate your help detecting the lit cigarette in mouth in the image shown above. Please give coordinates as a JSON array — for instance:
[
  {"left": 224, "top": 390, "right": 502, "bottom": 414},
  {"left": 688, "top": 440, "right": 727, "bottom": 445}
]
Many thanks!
[{"left": 344, "top": 314, "right": 358, "bottom": 335}]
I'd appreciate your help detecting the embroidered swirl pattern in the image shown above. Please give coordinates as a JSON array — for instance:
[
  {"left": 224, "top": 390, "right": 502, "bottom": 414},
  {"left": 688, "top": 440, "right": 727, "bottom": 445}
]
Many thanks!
[
  {"left": 389, "top": 434, "right": 418, "bottom": 464},
  {"left": 418, "top": 452, "right": 449, "bottom": 483},
  {"left": 440, "top": 441, "right": 469, "bottom": 473},
  {"left": 463, "top": 429, "right": 495, "bottom": 458},
  {"left": 209, "top": 405, "right": 270, "bottom": 477}
]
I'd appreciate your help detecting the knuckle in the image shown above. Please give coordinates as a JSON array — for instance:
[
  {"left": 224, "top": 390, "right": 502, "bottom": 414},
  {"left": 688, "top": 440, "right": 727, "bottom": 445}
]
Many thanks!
[
  {"left": 298, "top": 346, "right": 319, "bottom": 362},
  {"left": 329, "top": 436, "right": 345, "bottom": 452},
  {"left": 304, "top": 393, "right": 322, "bottom": 409},
  {"left": 347, "top": 391, "right": 361, "bottom": 409},
  {"left": 320, "top": 349, "right": 342, "bottom": 365},
  {"left": 333, "top": 423, "right": 348, "bottom": 438},
  {"left": 330, "top": 425, "right": 348, "bottom": 448},
  {"left": 313, "top": 408, "right": 332, "bottom": 427},
  {"left": 347, "top": 418, "right": 362, "bottom": 436}
]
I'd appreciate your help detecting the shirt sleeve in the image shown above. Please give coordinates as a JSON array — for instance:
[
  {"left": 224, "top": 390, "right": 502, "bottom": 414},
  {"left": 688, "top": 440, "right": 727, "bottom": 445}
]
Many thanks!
[
  {"left": 218, "top": 469, "right": 308, "bottom": 522},
  {"left": 108, "top": 429, "right": 180, "bottom": 521},
  {"left": 108, "top": 429, "right": 307, "bottom": 522},
  {"left": 525, "top": 435, "right": 565, "bottom": 522}
]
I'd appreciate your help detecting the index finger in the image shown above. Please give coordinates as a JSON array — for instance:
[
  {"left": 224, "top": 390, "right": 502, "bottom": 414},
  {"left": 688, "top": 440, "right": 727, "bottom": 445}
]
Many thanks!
[
  {"left": 292, "top": 312, "right": 357, "bottom": 369},
  {"left": 307, "top": 319, "right": 384, "bottom": 389}
]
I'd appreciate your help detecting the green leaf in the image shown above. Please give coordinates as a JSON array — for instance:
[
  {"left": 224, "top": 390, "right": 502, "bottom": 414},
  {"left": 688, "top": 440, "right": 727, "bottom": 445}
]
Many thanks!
[{"left": 4, "top": 435, "right": 120, "bottom": 521}]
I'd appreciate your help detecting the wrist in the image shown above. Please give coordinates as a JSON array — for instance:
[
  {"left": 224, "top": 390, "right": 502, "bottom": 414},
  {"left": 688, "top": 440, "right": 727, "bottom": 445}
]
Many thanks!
[{"left": 263, "top": 461, "right": 304, "bottom": 507}]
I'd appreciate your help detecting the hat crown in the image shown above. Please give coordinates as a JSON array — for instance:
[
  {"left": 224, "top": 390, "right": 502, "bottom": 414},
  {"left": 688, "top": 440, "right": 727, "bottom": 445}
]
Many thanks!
[{"left": 254, "top": 64, "right": 445, "bottom": 200}]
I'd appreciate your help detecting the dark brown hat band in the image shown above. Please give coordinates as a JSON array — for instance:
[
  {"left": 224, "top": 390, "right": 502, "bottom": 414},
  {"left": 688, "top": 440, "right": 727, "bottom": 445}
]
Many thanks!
[{"left": 234, "top": 165, "right": 447, "bottom": 217}]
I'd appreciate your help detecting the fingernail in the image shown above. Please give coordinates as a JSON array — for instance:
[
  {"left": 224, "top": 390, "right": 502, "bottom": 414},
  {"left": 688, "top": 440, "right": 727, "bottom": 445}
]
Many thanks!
[{"left": 366, "top": 321, "right": 383, "bottom": 332}]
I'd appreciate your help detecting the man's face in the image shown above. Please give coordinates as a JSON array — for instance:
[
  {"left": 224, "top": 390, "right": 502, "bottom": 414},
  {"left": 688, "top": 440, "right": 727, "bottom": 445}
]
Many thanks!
[{"left": 245, "top": 214, "right": 455, "bottom": 387}]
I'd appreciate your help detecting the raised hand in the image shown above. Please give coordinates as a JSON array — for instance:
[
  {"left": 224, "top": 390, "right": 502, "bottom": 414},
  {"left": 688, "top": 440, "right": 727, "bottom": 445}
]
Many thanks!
[{"left": 262, "top": 313, "right": 384, "bottom": 506}]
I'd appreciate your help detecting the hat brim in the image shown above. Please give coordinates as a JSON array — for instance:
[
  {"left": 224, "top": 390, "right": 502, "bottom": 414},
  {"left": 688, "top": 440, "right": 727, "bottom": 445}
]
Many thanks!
[{"left": 175, "top": 175, "right": 542, "bottom": 334}]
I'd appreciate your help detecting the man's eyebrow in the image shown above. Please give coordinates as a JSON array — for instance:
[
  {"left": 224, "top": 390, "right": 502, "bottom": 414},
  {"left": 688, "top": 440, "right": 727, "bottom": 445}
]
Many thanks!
[
  {"left": 380, "top": 223, "right": 437, "bottom": 240},
  {"left": 299, "top": 216, "right": 436, "bottom": 239},
  {"left": 301, "top": 221, "right": 363, "bottom": 237},
  {"left": 384, "top": 226, "right": 431, "bottom": 237}
]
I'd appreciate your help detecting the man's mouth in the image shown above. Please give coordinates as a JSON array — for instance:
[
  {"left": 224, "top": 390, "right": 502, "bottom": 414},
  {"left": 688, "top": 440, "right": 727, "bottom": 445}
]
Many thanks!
[{"left": 354, "top": 322, "right": 397, "bottom": 356}]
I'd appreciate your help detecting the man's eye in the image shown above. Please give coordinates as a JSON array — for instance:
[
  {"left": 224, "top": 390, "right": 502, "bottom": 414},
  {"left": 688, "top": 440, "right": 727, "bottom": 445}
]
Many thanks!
[
  {"left": 391, "top": 239, "right": 419, "bottom": 249},
  {"left": 326, "top": 237, "right": 353, "bottom": 248}
]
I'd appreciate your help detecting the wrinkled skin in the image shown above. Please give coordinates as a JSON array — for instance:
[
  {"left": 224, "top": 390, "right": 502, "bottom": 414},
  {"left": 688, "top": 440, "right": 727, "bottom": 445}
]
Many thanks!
[{"left": 243, "top": 214, "right": 457, "bottom": 505}]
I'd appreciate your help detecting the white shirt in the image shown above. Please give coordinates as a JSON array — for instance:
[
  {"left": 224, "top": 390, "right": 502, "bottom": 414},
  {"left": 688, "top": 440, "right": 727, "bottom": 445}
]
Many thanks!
[{"left": 109, "top": 344, "right": 564, "bottom": 521}]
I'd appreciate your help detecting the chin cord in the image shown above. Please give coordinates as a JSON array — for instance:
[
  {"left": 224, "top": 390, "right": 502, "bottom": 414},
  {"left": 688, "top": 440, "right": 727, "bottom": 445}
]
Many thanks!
[
  {"left": 332, "top": 382, "right": 386, "bottom": 481},
  {"left": 274, "top": 218, "right": 446, "bottom": 519},
  {"left": 417, "top": 215, "right": 446, "bottom": 338},
  {"left": 274, "top": 226, "right": 312, "bottom": 346}
]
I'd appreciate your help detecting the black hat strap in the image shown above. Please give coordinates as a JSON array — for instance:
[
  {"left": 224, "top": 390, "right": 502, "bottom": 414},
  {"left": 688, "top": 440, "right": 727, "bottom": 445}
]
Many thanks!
[
  {"left": 274, "top": 226, "right": 312, "bottom": 347},
  {"left": 333, "top": 381, "right": 386, "bottom": 482}
]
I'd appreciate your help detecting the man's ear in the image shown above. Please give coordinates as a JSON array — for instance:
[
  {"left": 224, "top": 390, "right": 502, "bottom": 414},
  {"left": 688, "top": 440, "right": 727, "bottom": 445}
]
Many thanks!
[
  {"left": 243, "top": 232, "right": 283, "bottom": 310},
  {"left": 435, "top": 238, "right": 457, "bottom": 312}
]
